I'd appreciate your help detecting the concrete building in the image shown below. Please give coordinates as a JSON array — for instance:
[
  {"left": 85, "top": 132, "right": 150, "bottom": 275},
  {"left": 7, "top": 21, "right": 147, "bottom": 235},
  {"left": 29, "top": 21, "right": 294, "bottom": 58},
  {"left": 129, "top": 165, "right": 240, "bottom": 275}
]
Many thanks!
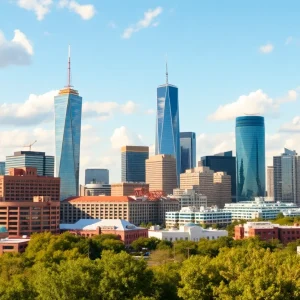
[
  {"left": 5, "top": 151, "right": 54, "bottom": 177},
  {"left": 84, "top": 183, "right": 111, "bottom": 196},
  {"left": 235, "top": 221, "right": 300, "bottom": 244},
  {"left": 267, "top": 166, "right": 274, "bottom": 198},
  {"left": 85, "top": 169, "right": 109, "bottom": 184},
  {"left": 146, "top": 155, "right": 177, "bottom": 194},
  {"left": 223, "top": 197, "right": 299, "bottom": 220},
  {"left": 149, "top": 224, "right": 228, "bottom": 242},
  {"left": 121, "top": 146, "right": 149, "bottom": 183},
  {"left": 60, "top": 219, "right": 148, "bottom": 246},
  {"left": 61, "top": 195, "right": 179, "bottom": 226},
  {"left": 213, "top": 172, "right": 231, "bottom": 208},
  {"left": 111, "top": 182, "right": 149, "bottom": 196},
  {"left": 165, "top": 206, "right": 232, "bottom": 228},
  {"left": 172, "top": 188, "right": 207, "bottom": 209}
]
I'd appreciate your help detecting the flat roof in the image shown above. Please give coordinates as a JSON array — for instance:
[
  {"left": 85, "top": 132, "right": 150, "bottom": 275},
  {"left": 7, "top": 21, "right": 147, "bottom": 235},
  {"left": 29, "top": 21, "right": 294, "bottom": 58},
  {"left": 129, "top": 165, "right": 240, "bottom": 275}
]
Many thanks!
[{"left": 0, "top": 238, "right": 30, "bottom": 244}]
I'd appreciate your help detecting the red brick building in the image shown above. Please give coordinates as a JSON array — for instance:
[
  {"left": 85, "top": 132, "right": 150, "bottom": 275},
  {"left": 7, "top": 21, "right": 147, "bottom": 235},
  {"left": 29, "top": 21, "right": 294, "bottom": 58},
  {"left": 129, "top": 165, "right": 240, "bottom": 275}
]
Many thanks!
[
  {"left": 235, "top": 222, "right": 300, "bottom": 244},
  {"left": 0, "top": 228, "right": 29, "bottom": 255}
]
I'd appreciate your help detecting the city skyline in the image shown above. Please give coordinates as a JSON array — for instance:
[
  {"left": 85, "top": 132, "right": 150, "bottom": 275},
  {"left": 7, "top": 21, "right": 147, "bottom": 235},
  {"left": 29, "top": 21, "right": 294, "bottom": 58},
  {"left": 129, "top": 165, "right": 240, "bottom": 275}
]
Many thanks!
[{"left": 1, "top": 1, "right": 300, "bottom": 183}]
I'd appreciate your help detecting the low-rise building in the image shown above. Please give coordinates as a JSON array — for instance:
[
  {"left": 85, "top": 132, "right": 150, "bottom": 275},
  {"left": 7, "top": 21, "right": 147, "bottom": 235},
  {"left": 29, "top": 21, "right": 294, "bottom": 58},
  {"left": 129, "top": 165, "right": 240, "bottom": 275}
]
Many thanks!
[
  {"left": 235, "top": 221, "right": 300, "bottom": 244},
  {"left": 111, "top": 182, "right": 149, "bottom": 196},
  {"left": 60, "top": 219, "right": 148, "bottom": 246},
  {"left": 172, "top": 189, "right": 207, "bottom": 209},
  {"left": 223, "top": 197, "right": 299, "bottom": 220},
  {"left": 165, "top": 206, "right": 232, "bottom": 228},
  {"left": 84, "top": 183, "right": 111, "bottom": 196},
  {"left": 149, "top": 223, "right": 228, "bottom": 242}
]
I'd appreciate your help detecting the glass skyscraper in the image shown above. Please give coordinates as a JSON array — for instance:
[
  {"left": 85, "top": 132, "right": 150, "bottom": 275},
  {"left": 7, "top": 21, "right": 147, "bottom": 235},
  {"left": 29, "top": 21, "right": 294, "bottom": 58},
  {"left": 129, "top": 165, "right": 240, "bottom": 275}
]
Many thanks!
[
  {"left": 180, "top": 132, "right": 196, "bottom": 173},
  {"left": 85, "top": 169, "right": 109, "bottom": 184},
  {"left": 0, "top": 162, "right": 5, "bottom": 175},
  {"left": 155, "top": 68, "right": 180, "bottom": 185},
  {"left": 236, "top": 116, "right": 265, "bottom": 201},
  {"left": 121, "top": 146, "right": 149, "bottom": 182},
  {"left": 55, "top": 50, "right": 82, "bottom": 200},
  {"left": 5, "top": 151, "right": 54, "bottom": 176}
]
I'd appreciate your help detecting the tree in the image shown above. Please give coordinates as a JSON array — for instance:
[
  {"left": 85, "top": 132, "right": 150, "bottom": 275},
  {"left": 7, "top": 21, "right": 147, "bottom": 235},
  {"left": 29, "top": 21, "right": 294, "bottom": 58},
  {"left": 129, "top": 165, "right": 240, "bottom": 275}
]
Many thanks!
[{"left": 131, "top": 237, "right": 160, "bottom": 251}]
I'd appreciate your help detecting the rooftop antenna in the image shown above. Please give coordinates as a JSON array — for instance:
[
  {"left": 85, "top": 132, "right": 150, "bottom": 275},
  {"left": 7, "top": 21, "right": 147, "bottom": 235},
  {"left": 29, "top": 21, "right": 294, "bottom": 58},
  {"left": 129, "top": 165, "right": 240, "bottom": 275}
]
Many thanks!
[
  {"left": 165, "top": 54, "right": 168, "bottom": 84},
  {"left": 67, "top": 45, "right": 72, "bottom": 87}
]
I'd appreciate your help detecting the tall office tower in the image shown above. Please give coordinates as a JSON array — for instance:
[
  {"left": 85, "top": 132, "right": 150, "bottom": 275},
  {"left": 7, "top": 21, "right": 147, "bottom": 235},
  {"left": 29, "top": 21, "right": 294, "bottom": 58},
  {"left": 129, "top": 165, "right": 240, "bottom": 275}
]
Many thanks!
[
  {"left": 180, "top": 132, "right": 196, "bottom": 173},
  {"left": 85, "top": 169, "right": 109, "bottom": 184},
  {"left": 201, "top": 151, "right": 236, "bottom": 202},
  {"left": 55, "top": 47, "right": 82, "bottom": 200},
  {"left": 5, "top": 151, "right": 54, "bottom": 176},
  {"left": 146, "top": 155, "right": 177, "bottom": 195},
  {"left": 155, "top": 64, "right": 180, "bottom": 185},
  {"left": 0, "top": 162, "right": 5, "bottom": 175},
  {"left": 121, "top": 146, "right": 149, "bottom": 182},
  {"left": 213, "top": 172, "right": 232, "bottom": 208},
  {"left": 236, "top": 116, "right": 265, "bottom": 201},
  {"left": 273, "top": 148, "right": 300, "bottom": 205},
  {"left": 267, "top": 166, "right": 274, "bottom": 198}
]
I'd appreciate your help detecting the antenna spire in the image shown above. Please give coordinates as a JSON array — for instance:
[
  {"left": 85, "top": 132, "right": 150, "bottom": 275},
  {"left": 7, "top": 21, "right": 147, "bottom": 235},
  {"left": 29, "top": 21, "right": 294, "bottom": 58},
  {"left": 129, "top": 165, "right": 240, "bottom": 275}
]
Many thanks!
[
  {"left": 67, "top": 45, "right": 72, "bottom": 87},
  {"left": 165, "top": 55, "right": 168, "bottom": 84}
]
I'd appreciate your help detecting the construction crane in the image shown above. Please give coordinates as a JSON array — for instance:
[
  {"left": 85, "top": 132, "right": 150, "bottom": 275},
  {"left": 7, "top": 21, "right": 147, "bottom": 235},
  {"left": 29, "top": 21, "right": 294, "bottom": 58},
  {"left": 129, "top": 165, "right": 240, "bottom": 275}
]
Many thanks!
[{"left": 23, "top": 140, "right": 37, "bottom": 151}]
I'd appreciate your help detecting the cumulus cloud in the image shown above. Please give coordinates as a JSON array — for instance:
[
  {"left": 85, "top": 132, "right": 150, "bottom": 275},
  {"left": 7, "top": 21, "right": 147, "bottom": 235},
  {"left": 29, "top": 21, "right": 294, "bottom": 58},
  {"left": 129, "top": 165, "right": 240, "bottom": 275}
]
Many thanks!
[
  {"left": 280, "top": 116, "right": 300, "bottom": 133},
  {"left": 110, "top": 126, "right": 143, "bottom": 150},
  {"left": 17, "top": 0, "right": 53, "bottom": 20},
  {"left": 0, "top": 29, "right": 33, "bottom": 68},
  {"left": 259, "top": 43, "right": 274, "bottom": 54},
  {"left": 59, "top": 0, "right": 96, "bottom": 20},
  {"left": 122, "top": 7, "right": 163, "bottom": 39}
]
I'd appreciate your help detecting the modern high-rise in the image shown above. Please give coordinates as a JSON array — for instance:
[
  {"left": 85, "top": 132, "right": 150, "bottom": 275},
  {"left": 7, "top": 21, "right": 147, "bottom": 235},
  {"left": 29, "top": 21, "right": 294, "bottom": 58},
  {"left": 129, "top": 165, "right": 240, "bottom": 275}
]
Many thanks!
[
  {"left": 267, "top": 166, "right": 274, "bottom": 198},
  {"left": 180, "top": 132, "right": 196, "bottom": 174},
  {"left": 121, "top": 146, "right": 149, "bottom": 182},
  {"left": 236, "top": 116, "right": 265, "bottom": 201},
  {"left": 146, "top": 155, "right": 177, "bottom": 195},
  {"left": 273, "top": 148, "right": 300, "bottom": 205},
  {"left": 5, "top": 151, "right": 54, "bottom": 177},
  {"left": 85, "top": 169, "right": 109, "bottom": 184},
  {"left": 0, "top": 162, "right": 5, "bottom": 175},
  {"left": 201, "top": 151, "right": 236, "bottom": 202},
  {"left": 155, "top": 65, "right": 180, "bottom": 185},
  {"left": 55, "top": 48, "right": 82, "bottom": 200}
]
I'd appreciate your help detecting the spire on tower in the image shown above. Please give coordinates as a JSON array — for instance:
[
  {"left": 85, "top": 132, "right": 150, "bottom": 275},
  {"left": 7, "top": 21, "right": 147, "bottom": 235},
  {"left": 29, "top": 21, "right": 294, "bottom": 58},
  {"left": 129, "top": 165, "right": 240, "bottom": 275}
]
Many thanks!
[
  {"left": 165, "top": 55, "right": 168, "bottom": 84},
  {"left": 67, "top": 45, "right": 72, "bottom": 87}
]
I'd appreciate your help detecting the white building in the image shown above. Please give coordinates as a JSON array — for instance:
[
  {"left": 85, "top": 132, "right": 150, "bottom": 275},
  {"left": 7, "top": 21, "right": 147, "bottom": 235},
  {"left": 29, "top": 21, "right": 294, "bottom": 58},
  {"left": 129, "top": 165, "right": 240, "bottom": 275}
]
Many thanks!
[
  {"left": 149, "top": 223, "right": 228, "bottom": 242},
  {"left": 165, "top": 206, "right": 232, "bottom": 228},
  {"left": 223, "top": 197, "right": 299, "bottom": 220},
  {"left": 172, "top": 188, "right": 207, "bottom": 209}
]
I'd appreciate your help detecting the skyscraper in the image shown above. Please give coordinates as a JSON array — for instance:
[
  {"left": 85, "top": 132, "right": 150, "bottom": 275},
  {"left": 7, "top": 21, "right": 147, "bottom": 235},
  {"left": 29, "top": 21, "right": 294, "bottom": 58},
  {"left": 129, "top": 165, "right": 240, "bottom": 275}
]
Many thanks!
[
  {"left": 121, "top": 146, "right": 149, "bottom": 182},
  {"left": 5, "top": 151, "right": 54, "bottom": 176},
  {"left": 201, "top": 151, "right": 236, "bottom": 202},
  {"left": 55, "top": 47, "right": 82, "bottom": 200},
  {"left": 0, "top": 162, "right": 5, "bottom": 175},
  {"left": 273, "top": 148, "right": 300, "bottom": 205},
  {"left": 180, "top": 132, "right": 196, "bottom": 173},
  {"left": 85, "top": 169, "right": 109, "bottom": 184},
  {"left": 236, "top": 116, "right": 265, "bottom": 201},
  {"left": 155, "top": 64, "right": 180, "bottom": 185},
  {"left": 267, "top": 166, "right": 274, "bottom": 198}
]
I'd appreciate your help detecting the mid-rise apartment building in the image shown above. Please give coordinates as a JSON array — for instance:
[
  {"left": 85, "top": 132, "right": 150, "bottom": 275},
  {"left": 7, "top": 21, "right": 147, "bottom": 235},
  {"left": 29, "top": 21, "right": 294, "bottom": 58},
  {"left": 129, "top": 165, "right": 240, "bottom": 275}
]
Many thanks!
[{"left": 172, "top": 188, "right": 207, "bottom": 209}]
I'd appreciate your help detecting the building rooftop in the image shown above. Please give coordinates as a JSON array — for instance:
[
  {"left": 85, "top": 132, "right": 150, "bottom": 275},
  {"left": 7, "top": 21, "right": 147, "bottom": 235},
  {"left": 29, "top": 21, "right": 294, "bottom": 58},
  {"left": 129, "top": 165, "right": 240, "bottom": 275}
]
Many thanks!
[
  {"left": 0, "top": 238, "right": 30, "bottom": 244},
  {"left": 63, "top": 196, "right": 135, "bottom": 203}
]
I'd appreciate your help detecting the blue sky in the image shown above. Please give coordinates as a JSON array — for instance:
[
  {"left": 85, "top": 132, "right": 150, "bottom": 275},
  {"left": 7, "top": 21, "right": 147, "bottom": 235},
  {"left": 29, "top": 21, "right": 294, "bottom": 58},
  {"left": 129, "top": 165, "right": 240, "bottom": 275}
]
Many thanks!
[{"left": 1, "top": 0, "right": 300, "bottom": 183}]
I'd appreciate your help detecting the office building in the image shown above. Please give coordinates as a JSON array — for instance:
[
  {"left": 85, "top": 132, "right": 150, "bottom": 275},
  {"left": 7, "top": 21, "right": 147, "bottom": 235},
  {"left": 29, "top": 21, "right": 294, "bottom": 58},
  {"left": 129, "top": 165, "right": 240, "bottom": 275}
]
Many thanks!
[
  {"left": 213, "top": 172, "right": 232, "bottom": 208},
  {"left": 155, "top": 65, "right": 181, "bottom": 184},
  {"left": 235, "top": 222, "right": 300, "bottom": 245},
  {"left": 61, "top": 194, "right": 179, "bottom": 226},
  {"left": 0, "top": 228, "right": 30, "bottom": 254},
  {"left": 84, "top": 183, "right": 111, "bottom": 196},
  {"left": 173, "top": 189, "right": 207, "bottom": 209},
  {"left": 85, "top": 169, "right": 109, "bottom": 184},
  {"left": 146, "top": 155, "right": 177, "bottom": 194},
  {"left": 55, "top": 49, "right": 82, "bottom": 200},
  {"left": 111, "top": 182, "right": 149, "bottom": 196},
  {"left": 121, "top": 146, "right": 149, "bottom": 182},
  {"left": 165, "top": 206, "right": 232, "bottom": 228},
  {"left": 149, "top": 223, "right": 228, "bottom": 242},
  {"left": 223, "top": 197, "right": 299, "bottom": 220},
  {"left": 267, "top": 166, "right": 274, "bottom": 198},
  {"left": 5, "top": 151, "right": 54, "bottom": 176},
  {"left": 0, "top": 163, "right": 5, "bottom": 175},
  {"left": 273, "top": 148, "right": 300, "bottom": 205},
  {"left": 60, "top": 219, "right": 148, "bottom": 246},
  {"left": 201, "top": 151, "right": 236, "bottom": 202},
  {"left": 180, "top": 132, "right": 196, "bottom": 173},
  {"left": 236, "top": 116, "right": 265, "bottom": 201}
]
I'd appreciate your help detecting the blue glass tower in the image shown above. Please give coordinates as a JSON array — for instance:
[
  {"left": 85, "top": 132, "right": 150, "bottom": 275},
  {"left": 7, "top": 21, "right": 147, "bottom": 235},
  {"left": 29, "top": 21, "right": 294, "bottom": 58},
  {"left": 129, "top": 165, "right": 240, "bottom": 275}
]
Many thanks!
[
  {"left": 180, "top": 132, "right": 196, "bottom": 173},
  {"left": 155, "top": 64, "right": 180, "bottom": 185},
  {"left": 55, "top": 48, "right": 82, "bottom": 200},
  {"left": 236, "top": 116, "right": 265, "bottom": 201}
]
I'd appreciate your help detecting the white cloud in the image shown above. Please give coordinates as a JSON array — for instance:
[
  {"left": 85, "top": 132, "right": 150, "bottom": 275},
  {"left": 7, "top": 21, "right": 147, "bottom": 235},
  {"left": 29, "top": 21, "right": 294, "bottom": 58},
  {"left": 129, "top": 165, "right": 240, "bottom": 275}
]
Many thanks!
[
  {"left": 120, "top": 101, "right": 137, "bottom": 114},
  {"left": 276, "top": 89, "right": 297, "bottom": 104},
  {"left": 280, "top": 116, "right": 300, "bottom": 133},
  {"left": 59, "top": 0, "right": 96, "bottom": 20},
  {"left": 122, "top": 7, "right": 163, "bottom": 39},
  {"left": 259, "top": 43, "right": 274, "bottom": 54},
  {"left": 110, "top": 126, "right": 143, "bottom": 150},
  {"left": 0, "top": 29, "right": 33, "bottom": 67},
  {"left": 146, "top": 109, "right": 155, "bottom": 115},
  {"left": 17, "top": 0, "right": 53, "bottom": 20}
]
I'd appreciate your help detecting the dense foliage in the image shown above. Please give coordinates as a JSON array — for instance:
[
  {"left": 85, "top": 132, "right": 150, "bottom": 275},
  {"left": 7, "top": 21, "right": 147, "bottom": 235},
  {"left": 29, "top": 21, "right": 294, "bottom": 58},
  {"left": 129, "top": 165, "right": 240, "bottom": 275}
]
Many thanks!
[{"left": 0, "top": 231, "right": 299, "bottom": 299}]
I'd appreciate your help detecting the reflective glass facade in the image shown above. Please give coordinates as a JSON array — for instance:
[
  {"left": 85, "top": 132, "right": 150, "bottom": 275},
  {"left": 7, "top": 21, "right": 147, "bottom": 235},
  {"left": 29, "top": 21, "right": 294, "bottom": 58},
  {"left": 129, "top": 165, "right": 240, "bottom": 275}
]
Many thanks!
[
  {"left": 0, "top": 162, "right": 5, "bottom": 175},
  {"left": 180, "top": 132, "right": 196, "bottom": 173},
  {"left": 85, "top": 169, "right": 109, "bottom": 184},
  {"left": 155, "top": 84, "right": 180, "bottom": 184},
  {"left": 236, "top": 116, "right": 265, "bottom": 201},
  {"left": 55, "top": 90, "right": 82, "bottom": 200}
]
